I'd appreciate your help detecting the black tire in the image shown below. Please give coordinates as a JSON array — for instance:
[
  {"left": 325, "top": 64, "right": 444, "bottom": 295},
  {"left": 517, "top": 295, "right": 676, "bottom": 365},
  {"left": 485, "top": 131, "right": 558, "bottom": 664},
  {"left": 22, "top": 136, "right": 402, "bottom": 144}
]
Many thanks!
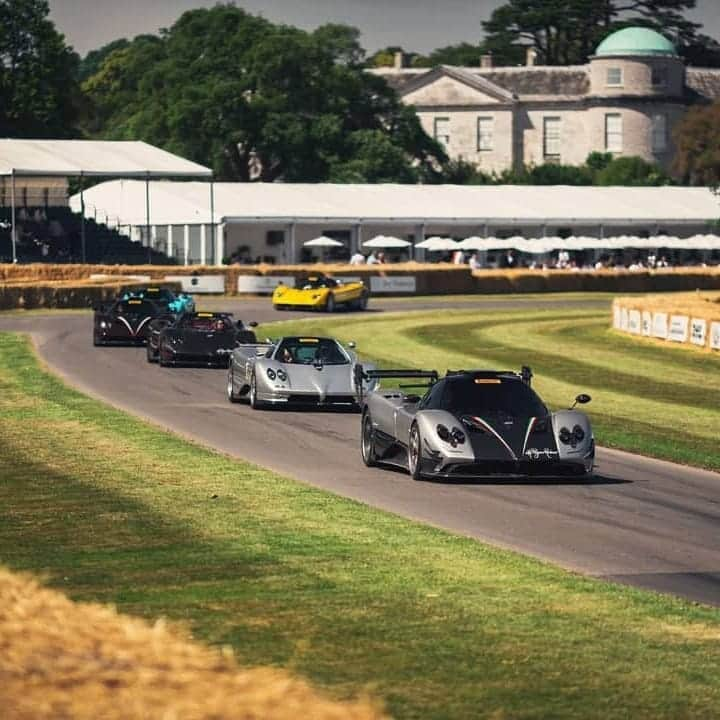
[
  {"left": 361, "top": 411, "right": 378, "bottom": 467},
  {"left": 356, "top": 292, "right": 369, "bottom": 311},
  {"left": 407, "top": 423, "right": 424, "bottom": 481},
  {"left": 146, "top": 343, "right": 158, "bottom": 363},
  {"left": 249, "top": 371, "right": 265, "bottom": 410},
  {"left": 325, "top": 294, "right": 336, "bottom": 313},
  {"left": 227, "top": 367, "right": 241, "bottom": 403}
]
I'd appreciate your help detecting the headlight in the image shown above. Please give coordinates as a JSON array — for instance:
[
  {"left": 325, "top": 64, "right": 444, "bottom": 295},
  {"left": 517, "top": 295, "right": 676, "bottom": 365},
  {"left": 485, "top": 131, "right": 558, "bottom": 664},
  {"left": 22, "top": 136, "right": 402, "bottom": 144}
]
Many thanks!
[
  {"left": 573, "top": 424, "right": 585, "bottom": 442},
  {"left": 437, "top": 424, "right": 465, "bottom": 447},
  {"left": 559, "top": 427, "right": 572, "bottom": 444},
  {"left": 100, "top": 321, "right": 107, "bottom": 329},
  {"left": 276, "top": 369, "right": 287, "bottom": 382},
  {"left": 266, "top": 368, "right": 276, "bottom": 381}
]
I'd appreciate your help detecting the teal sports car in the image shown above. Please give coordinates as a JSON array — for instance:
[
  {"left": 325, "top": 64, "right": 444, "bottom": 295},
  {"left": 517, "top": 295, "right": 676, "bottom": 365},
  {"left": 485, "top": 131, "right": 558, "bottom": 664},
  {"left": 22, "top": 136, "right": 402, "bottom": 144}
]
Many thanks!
[{"left": 122, "top": 287, "right": 195, "bottom": 314}]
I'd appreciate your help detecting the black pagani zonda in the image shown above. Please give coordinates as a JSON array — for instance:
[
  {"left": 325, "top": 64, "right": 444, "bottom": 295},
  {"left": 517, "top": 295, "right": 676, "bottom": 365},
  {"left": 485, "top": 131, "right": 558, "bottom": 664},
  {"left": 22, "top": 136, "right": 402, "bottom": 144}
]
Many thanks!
[
  {"left": 93, "top": 297, "right": 164, "bottom": 346},
  {"left": 146, "top": 312, "right": 258, "bottom": 367}
]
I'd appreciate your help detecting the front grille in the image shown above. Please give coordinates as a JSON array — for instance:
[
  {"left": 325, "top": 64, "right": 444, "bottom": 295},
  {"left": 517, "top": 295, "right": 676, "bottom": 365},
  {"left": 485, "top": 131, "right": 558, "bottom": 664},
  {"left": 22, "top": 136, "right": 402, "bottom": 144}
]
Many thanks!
[
  {"left": 445, "top": 461, "right": 586, "bottom": 477},
  {"left": 286, "top": 394, "right": 356, "bottom": 405}
]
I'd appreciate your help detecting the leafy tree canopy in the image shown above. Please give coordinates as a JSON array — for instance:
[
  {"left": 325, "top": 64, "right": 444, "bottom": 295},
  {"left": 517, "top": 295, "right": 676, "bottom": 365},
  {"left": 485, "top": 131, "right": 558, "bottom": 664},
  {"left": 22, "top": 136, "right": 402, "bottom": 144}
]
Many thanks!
[
  {"left": 82, "top": 5, "right": 446, "bottom": 182},
  {"left": 672, "top": 101, "right": 720, "bottom": 186},
  {"left": 0, "top": 0, "right": 81, "bottom": 137},
  {"left": 482, "top": 0, "right": 710, "bottom": 66}
]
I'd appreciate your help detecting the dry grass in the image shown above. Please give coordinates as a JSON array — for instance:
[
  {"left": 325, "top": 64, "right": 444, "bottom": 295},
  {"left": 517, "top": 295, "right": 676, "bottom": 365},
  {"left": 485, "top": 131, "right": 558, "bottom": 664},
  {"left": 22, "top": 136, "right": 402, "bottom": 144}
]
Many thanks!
[
  {"left": 474, "top": 268, "right": 720, "bottom": 294},
  {"left": 0, "top": 280, "right": 182, "bottom": 310},
  {"left": 0, "top": 567, "right": 386, "bottom": 720},
  {"left": 4, "top": 263, "right": 720, "bottom": 297}
]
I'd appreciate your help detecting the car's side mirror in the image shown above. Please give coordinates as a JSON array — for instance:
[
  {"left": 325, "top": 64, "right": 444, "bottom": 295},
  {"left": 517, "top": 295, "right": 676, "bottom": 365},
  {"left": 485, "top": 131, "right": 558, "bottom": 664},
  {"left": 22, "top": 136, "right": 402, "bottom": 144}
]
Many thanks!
[
  {"left": 403, "top": 394, "right": 421, "bottom": 404},
  {"left": 347, "top": 341, "right": 356, "bottom": 349},
  {"left": 571, "top": 393, "right": 591, "bottom": 409}
]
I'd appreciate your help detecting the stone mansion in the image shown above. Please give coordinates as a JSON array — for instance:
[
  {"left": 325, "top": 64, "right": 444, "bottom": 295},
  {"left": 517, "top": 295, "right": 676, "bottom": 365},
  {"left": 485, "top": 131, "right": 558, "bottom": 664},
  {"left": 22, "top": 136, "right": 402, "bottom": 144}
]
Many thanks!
[{"left": 372, "top": 27, "right": 720, "bottom": 174}]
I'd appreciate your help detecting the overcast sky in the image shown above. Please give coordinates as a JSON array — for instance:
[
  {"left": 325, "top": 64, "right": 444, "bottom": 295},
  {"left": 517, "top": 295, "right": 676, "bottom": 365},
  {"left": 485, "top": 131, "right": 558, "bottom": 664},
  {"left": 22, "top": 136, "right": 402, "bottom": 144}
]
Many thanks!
[{"left": 49, "top": 0, "right": 720, "bottom": 57}]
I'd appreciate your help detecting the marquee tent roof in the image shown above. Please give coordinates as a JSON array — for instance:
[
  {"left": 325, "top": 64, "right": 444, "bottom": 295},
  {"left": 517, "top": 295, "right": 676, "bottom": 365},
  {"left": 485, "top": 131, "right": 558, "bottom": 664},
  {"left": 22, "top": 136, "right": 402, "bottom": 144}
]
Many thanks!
[
  {"left": 0, "top": 140, "right": 211, "bottom": 178},
  {"left": 71, "top": 180, "right": 720, "bottom": 227}
]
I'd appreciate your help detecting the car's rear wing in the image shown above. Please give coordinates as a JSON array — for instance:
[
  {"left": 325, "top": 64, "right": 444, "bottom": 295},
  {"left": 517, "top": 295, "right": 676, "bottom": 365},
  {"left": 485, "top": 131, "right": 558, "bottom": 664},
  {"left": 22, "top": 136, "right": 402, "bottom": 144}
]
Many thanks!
[
  {"left": 445, "top": 366, "right": 533, "bottom": 386},
  {"left": 354, "top": 366, "right": 439, "bottom": 402}
]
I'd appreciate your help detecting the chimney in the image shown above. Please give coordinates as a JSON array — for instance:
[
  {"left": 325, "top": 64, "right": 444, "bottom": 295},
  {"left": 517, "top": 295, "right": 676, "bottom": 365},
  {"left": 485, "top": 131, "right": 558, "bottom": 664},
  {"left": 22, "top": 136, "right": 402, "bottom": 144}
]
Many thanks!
[
  {"left": 480, "top": 53, "right": 493, "bottom": 69},
  {"left": 393, "top": 51, "right": 404, "bottom": 70},
  {"left": 526, "top": 47, "right": 538, "bottom": 67}
]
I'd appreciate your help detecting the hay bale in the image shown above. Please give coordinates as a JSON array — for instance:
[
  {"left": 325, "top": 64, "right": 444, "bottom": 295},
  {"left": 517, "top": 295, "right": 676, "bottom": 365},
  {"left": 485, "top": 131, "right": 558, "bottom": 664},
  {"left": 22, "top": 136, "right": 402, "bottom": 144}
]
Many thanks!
[{"left": 0, "top": 568, "right": 387, "bottom": 720}]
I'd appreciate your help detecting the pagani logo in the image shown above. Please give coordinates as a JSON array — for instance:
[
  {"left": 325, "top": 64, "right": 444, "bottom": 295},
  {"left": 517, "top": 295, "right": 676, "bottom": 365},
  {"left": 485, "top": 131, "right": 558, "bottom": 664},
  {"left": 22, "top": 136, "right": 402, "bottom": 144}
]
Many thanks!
[{"left": 525, "top": 448, "right": 559, "bottom": 460}]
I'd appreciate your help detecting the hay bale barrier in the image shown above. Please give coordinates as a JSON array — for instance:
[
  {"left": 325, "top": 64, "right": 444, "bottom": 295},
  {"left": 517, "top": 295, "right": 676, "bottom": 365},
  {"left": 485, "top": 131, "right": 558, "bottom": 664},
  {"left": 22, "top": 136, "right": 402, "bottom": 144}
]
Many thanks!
[
  {"left": 0, "top": 567, "right": 386, "bottom": 720},
  {"left": 0, "top": 279, "right": 182, "bottom": 311},
  {"left": 3, "top": 263, "right": 720, "bottom": 304},
  {"left": 612, "top": 292, "right": 720, "bottom": 351}
]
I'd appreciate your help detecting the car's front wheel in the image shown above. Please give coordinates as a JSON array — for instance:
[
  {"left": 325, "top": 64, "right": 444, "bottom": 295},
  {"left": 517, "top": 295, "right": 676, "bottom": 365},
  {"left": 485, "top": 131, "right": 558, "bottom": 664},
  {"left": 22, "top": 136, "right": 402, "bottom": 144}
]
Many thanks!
[
  {"left": 325, "top": 294, "right": 336, "bottom": 313},
  {"left": 227, "top": 367, "right": 241, "bottom": 403},
  {"left": 408, "top": 423, "right": 424, "bottom": 481},
  {"left": 146, "top": 343, "right": 158, "bottom": 363},
  {"left": 361, "top": 411, "right": 378, "bottom": 467},
  {"left": 249, "top": 371, "right": 265, "bottom": 410}
]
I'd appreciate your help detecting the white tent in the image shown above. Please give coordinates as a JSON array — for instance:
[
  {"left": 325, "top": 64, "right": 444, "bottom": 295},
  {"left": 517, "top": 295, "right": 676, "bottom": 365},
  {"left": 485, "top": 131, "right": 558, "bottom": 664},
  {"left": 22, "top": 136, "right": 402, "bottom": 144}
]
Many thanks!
[
  {"left": 364, "top": 235, "right": 412, "bottom": 248},
  {"left": 1, "top": 139, "right": 211, "bottom": 263},
  {"left": 69, "top": 180, "right": 720, "bottom": 265},
  {"left": 303, "top": 236, "right": 344, "bottom": 247},
  {"left": 0, "top": 139, "right": 211, "bottom": 178},
  {"left": 415, "top": 236, "right": 458, "bottom": 250}
]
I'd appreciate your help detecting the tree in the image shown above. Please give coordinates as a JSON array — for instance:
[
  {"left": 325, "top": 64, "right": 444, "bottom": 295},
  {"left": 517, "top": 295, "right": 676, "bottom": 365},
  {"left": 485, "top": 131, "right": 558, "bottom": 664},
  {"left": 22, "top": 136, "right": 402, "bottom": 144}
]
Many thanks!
[
  {"left": 595, "top": 156, "right": 669, "bottom": 185},
  {"left": 79, "top": 38, "right": 130, "bottom": 82},
  {"left": 0, "top": 0, "right": 81, "bottom": 137},
  {"left": 81, "top": 5, "right": 446, "bottom": 183},
  {"left": 417, "top": 43, "right": 487, "bottom": 68},
  {"left": 482, "top": 0, "right": 703, "bottom": 66},
  {"left": 672, "top": 102, "right": 720, "bottom": 186}
]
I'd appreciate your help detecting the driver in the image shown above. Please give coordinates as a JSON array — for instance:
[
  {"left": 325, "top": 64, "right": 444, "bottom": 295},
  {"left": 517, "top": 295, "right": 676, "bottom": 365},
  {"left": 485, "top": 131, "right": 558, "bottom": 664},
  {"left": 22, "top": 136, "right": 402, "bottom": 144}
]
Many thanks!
[{"left": 281, "top": 347, "right": 294, "bottom": 363}]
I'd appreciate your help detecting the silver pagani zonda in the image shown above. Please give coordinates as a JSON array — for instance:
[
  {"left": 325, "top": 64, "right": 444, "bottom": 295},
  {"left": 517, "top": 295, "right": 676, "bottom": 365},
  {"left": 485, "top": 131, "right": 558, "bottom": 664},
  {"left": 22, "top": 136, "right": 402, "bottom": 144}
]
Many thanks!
[
  {"left": 226, "top": 336, "right": 376, "bottom": 409},
  {"left": 358, "top": 367, "right": 594, "bottom": 480}
]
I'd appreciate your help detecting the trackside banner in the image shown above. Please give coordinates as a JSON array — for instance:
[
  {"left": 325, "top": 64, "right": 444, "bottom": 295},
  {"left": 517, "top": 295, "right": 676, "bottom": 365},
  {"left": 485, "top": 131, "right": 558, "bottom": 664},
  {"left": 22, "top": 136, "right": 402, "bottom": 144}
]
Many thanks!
[
  {"left": 165, "top": 275, "right": 226, "bottom": 293},
  {"left": 370, "top": 276, "right": 417, "bottom": 293},
  {"left": 614, "top": 301, "right": 720, "bottom": 352},
  {"left": 668, "top": 315, "right": 689, "bottom": 343},
  {"left": 237, "top": 276, "right": 296, "bottom": 294},
  {"left": 690, "top": 318, "right": 707, "bottom": 346}
]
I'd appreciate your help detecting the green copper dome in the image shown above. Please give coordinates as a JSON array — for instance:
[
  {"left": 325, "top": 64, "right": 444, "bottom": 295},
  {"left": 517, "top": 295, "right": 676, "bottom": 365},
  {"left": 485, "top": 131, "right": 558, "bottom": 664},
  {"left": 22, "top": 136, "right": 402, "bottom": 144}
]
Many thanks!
[{"left": 596, "top": 27, "right": 677, "bottom": 57}]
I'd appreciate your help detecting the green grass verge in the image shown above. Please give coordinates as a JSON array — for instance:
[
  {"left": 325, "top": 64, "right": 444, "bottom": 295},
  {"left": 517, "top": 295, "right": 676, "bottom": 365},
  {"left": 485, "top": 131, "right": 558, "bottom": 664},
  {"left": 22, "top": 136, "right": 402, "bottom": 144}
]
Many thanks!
[
  {"left": 2, "top": 332, "right": 720, "bottom": 719},
  {"left": 263, "top": 306, "right": 720, "bottom": 472}
]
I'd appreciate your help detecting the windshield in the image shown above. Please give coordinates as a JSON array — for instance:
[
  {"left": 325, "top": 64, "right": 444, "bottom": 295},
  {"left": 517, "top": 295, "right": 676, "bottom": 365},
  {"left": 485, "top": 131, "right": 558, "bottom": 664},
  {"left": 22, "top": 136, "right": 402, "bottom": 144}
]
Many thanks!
[
  {"left": 438, "top": 377, "right": 547, "bottom": 418},
  {"left": 274, "top": 337, "right": 348, "bottom": 365},
  {"left": 301, "top": 276, "right": 337, "bottom": 290},
  {"left": 141, "top": 288, "right": 174, "bottom": 301},
  {"left": 179, "top": 314, "right": 232, "bottom": 332},
  {"left": 115, "top": 299, "right": 158, "bottom": 315}
]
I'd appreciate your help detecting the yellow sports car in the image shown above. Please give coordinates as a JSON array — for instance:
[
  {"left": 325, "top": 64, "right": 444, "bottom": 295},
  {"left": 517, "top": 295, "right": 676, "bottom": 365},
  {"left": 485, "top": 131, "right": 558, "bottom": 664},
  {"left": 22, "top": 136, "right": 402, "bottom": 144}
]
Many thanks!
[{"left": 272, "top": 274, "right": 369, "bottom": 312}]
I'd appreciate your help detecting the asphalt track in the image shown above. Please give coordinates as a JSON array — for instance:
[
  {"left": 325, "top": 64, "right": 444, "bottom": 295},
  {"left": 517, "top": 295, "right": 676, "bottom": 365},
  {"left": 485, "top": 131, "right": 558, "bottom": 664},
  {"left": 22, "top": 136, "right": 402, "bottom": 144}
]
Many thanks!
[{"left": 3, "top": 295, "right": 720, "bottom": 607}]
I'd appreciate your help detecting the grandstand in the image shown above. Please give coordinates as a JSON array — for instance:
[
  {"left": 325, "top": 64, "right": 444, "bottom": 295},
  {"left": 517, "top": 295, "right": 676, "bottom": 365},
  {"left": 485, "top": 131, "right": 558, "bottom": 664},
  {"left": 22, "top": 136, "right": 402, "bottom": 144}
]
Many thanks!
[
  {"left": 0, "top": 206, "right": 170, "bottom": 264},
  {"left": 0, "top": 139, "right": 212, "bottom": 265}
]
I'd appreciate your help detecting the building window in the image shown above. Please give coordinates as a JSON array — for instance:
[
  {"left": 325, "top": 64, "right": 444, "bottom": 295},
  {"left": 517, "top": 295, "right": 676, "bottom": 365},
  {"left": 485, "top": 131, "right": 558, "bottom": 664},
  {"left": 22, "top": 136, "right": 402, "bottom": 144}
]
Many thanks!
[
  {"left": 266, "top": 230, "right": 285, "bottom": 246},
  {"left": 652, "top": 114, "right": 668, "bottom": 152},
  {"left": 543, "top": 116, "right": 561, "bottom": 160},
  {"left": 477, "top": 116, "right": 494, "bottom": 151},
  {"left": 606, "top": 67, "right": 623, "bottom": 86},
  {"left": 652, "top": 66, "right": 668, "bottom": 87},
  {"left": 605, "top": 113, "right": 623, "bottom": 153},
  {"left": 434, "top": 117, "right": 450, "bottom": 147}
]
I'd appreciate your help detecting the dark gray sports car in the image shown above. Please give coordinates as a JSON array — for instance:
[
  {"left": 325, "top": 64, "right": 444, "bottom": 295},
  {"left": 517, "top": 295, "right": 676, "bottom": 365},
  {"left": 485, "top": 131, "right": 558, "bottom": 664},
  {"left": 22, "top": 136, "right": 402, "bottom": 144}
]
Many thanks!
[
  {"left": 358, "top": 367, "right": 594, "bottom": 480},
  {"left": 147, "top": 312, "right": 257, "bottom": 367}
]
